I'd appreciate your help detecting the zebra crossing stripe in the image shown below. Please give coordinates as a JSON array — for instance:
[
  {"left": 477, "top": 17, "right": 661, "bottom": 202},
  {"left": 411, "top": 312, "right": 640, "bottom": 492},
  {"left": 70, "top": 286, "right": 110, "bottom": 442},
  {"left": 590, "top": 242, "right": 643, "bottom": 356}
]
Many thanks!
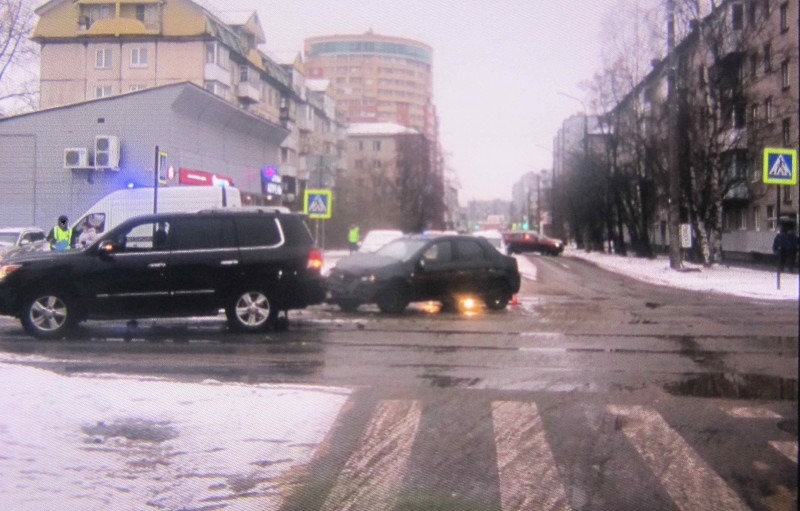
[
  {"left": 608, "top": 405, "right": 751, "bottom": 511},
  {"left": 492, "top": 401, "right": 571, "bottom": 511},
  {"left": 769, "top": 441, "right": 798, "bottom": 463},
  {"left": 320, "top": 400, "right": 422, "bottom": 511}
]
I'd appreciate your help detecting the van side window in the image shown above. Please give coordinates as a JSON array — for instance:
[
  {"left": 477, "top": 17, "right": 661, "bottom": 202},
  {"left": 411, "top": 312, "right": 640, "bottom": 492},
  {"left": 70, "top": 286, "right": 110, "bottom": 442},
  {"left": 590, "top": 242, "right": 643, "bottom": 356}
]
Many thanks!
[
  {"left": 235, "top": 217, "right": 283, "bottom": 247},
  {"left": 170, "top": 218, "right": 236, "bottom": 250}
]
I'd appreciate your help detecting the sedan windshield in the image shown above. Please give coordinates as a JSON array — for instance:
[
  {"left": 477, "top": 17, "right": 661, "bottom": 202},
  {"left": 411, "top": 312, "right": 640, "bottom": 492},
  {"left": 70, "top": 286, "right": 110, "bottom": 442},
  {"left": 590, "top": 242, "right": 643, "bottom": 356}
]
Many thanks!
[{"left": 375, "top": 238, "right": 428, "bottom": 261}]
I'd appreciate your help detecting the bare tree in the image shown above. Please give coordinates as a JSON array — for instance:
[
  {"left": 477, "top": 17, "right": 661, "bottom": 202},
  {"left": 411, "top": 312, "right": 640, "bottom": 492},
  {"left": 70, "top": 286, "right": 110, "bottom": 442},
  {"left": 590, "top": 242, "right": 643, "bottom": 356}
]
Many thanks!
[{"left": 0, "top": 0, "right": 38, "bottom": 115}]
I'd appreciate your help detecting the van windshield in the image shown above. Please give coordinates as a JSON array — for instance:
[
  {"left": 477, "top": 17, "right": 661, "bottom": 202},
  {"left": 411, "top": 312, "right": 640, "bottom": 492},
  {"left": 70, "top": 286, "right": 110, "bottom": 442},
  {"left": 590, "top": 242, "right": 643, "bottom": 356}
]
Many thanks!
[{"left": 73, "top": 213, "right": 107, "bottom": 249}]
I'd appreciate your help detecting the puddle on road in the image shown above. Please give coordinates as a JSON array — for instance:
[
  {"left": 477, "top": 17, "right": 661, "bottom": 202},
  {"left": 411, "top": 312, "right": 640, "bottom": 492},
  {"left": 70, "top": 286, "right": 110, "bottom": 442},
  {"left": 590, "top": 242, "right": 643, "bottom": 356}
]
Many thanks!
[
  {"left": 664, "top": 373, "right": 797, "bottom": 401},
  {"left": 419, "top": 374, "right": 482, "bottom": 388}
]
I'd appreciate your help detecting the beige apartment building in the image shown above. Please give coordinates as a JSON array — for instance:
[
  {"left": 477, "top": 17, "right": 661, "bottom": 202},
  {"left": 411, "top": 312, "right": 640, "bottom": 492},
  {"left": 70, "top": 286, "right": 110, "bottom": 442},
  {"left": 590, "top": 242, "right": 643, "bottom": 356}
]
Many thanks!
[
  {"left": 31, "top": 0, "right": 347, "bottom": 209},
  {"left": 303, "top": 32, "right": 436, "bottom": 141}
]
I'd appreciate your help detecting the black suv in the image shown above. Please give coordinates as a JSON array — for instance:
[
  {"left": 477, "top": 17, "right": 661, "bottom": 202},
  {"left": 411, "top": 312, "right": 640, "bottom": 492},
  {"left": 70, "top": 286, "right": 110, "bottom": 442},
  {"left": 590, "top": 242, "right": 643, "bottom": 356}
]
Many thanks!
[
  {"left": 328, "top": 234, "right": 521, "bottom": 313},
  {"left": 0, "top": 209, "right": 325, "bottom": 338}
]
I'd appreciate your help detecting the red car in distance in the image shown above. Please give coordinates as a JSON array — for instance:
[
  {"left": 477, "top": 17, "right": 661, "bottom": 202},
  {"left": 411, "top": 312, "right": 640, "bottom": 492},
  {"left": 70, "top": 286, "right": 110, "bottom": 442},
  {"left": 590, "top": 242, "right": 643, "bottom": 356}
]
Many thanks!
[{"left": 502, "top": 231, "right": 565, "bottom": 256}]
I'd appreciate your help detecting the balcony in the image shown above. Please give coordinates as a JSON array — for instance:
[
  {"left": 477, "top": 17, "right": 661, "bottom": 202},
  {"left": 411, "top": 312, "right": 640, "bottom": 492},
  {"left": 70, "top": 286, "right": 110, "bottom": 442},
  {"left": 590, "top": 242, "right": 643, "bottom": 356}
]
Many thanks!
[
  {"left": 204, "top": 63, "right": 231, "bottom": 85},
  {"left": 236, "top": 82, "right": 260, "bottom": 103}
]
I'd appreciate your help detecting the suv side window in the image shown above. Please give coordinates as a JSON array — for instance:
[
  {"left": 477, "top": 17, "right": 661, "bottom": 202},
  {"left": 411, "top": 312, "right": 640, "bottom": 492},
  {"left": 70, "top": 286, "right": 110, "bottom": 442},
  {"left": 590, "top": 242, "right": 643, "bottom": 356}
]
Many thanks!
[
  {"left": 170, "top": 218, "right": 236, "bottom": 250},
  {"left": 235, "top": 216, "right": 283, "bottom": 247},
  {"left": 455, "top": 239, "right": 486, "bottom": 262},
  {"left": 119, "top": 220, "right": 172, "bottom": 252}
]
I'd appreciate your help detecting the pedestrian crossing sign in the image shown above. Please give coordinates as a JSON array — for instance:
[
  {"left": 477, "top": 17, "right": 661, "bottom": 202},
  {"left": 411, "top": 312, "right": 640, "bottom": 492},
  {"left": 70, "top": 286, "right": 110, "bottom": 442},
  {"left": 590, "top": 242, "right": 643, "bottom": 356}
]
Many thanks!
[
  {"left": 763, "top": 147, "right": 797, "bottom": 185},
  {"left": 304, "top": 189, "right": 332, "bottom": 219}
]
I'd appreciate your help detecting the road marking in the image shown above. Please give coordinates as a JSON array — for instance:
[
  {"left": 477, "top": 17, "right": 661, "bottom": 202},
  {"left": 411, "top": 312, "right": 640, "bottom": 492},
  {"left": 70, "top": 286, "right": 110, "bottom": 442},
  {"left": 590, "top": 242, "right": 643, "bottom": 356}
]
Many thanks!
[
  {"left": 320, "top": 400, "right": 421, "bottom": 511},
  {"left": 608, "top": 405, "right": 751, "bottom": 511},
  {"left": 769, "top": 441, "right": 798, "bottom": 463},
  {"left": 726, "top": 406, "right": 782, "bottom": 419},
  {"left": 492, "top": 401, "right": 572, "bottom": 511}
]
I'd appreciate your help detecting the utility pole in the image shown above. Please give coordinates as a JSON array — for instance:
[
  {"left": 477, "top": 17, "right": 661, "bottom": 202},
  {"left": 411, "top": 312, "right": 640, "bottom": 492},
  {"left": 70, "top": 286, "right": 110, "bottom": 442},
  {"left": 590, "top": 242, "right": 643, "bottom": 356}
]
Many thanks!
[{"left": 667, "top": 0, "right": 683, "bottom": 269}]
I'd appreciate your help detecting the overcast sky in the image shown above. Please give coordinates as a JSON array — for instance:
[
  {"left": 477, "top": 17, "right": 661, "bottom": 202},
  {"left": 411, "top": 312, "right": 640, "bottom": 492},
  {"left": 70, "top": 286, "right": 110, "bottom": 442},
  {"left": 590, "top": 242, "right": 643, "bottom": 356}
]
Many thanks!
[{"left": 200, "top": 0, "right": 661, "bottom": 203}]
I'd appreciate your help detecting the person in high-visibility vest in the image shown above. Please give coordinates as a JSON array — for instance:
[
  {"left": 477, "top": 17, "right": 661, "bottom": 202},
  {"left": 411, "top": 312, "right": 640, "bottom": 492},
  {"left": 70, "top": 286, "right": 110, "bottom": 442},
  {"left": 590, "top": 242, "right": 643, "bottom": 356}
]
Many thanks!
[
  {"left": 348, "top": 224, "right": 360, "bottom": 253},
  {"left": 46, "top": 215, "right": 73, "bottom": 251}
]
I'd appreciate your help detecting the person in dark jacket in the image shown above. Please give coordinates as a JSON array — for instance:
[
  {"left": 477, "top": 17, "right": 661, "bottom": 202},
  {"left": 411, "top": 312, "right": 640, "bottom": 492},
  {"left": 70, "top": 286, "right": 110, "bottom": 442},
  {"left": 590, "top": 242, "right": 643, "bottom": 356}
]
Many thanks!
[{"left": 772, "top": 223, "right": 799, "bottom": 272}]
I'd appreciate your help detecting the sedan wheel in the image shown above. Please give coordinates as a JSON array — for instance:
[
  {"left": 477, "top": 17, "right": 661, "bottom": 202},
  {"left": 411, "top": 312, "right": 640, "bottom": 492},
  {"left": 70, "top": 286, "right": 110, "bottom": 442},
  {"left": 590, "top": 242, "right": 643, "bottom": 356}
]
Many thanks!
[
  {"left": 21, "top": 292, "right": 75, "bottom": 339},
  {"left": 227, "top": 290, "right": 275, "bottom": 332},
  {"left": 484, "top": 286, "right": 511, "bottom": 310},
  {"left": 376, "top": 284, "right": 409, "bottom": 314}
]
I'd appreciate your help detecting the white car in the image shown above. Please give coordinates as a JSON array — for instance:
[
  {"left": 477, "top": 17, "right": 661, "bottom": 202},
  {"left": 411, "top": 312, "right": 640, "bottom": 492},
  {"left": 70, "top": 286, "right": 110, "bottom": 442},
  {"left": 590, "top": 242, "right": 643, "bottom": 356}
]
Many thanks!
[
  {"left": 358, "top": 229, "right": 404, "bottom": 253},
  {"left": 0, "top": 227, "right": 48, "bottom": 261},
  {"left": 472, "top": 229, "right": 508, "bottom": 255}
]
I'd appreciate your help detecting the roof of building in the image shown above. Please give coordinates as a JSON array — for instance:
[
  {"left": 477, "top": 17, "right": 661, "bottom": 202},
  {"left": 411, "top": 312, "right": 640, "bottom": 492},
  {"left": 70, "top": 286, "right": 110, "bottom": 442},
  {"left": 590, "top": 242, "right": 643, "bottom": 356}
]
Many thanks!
[{"left": 347, "top": 122, "right": 420, "bottom": 136}]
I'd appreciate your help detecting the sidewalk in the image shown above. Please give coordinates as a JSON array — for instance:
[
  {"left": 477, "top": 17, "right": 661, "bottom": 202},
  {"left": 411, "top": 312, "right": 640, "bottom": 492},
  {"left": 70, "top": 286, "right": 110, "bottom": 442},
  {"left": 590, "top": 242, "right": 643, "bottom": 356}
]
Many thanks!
[{"left": 564, "top": 247, "right": 799, "bottom": 301}]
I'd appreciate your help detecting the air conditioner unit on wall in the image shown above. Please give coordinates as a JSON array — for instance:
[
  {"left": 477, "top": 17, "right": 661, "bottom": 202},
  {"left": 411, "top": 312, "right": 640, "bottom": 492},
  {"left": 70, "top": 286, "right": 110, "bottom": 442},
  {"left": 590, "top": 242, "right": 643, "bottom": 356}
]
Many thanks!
[
  {"left": 94, "top": 135, "right": 120, "bottom": 170},
  {"left": 64, "top": 148, "right": 89, "bottom": 169}
]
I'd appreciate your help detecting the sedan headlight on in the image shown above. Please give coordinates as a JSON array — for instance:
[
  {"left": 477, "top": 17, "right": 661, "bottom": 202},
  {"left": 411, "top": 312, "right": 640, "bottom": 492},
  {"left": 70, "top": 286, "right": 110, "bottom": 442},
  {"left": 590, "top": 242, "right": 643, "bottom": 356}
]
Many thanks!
[
  {"left": 0, "top": 264, "right": 22, "bottom": 281},
  {"left": 360, "top": 274, "right": 376, "bottom": 282}
]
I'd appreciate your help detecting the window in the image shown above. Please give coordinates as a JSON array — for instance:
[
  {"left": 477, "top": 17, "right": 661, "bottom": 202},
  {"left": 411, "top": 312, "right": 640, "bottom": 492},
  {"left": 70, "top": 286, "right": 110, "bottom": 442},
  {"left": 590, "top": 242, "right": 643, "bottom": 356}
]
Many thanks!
[
  {"left": 280, "top": 147, "right": 289, "bottom": 164},
  {"left": 205, "top": 41, "right": 230, "bottom": 69},
  {"left": 239, "top": 64, "right": 248, "bottom": 83},
  {"left": 782, "top": 118, "right": 791, "bottom": 146},
  {"left": 234, "top": 217, "right": 282, "bottom": 247},
  {"left": 767, "top": 205, "right": 776, "bottom": 230},
  {"left": 358, "top": 141, "right": 364, "bottom": 151},
  {"left": 135, "top": 4, "right": 145, "bottom": 22},
  {"left": 763, "top": 0, "right": 770, "bottom": 15},
  {"left": 129, "top": 84, "right": 147, "bottom": 92},
  {"left": 763, "top": 43, "right": 771, "bottom": 72},
  {"left": 750, "top": 103, "right": 760, "bottom": 125},
  {"left": 95, "top": 85, "right": 112, "bottom": 98},
  {"left": 778, "top": 2, "right": 788, "bottom": 30},
  {"left": 750, "top": 53, "right": 758, "bottom": 77},
  {"left": 765, "top": 97, "right": 774, "bottom": 122},
  {"left": 753, "top": 207, "right": 761, "bottom": 230},
  {"left": 748, "top": 0, "right": 757, "bottom": 24},
  {"left": 456, "top": 240, "right": 486, "bottom": 262},
  {"left": 423, "top": 241, "right": 453, "bottom": 264},
  {"left": 783, "top": 185, "right": 792, "bottom": 205},
  {"left": 373, "top": 140, "right": 381, "bottom": 151},
  {"left": 170, "top": 219, "right": 236, "bottom": 250},
  {"left": 732, "top": 2, "right": 744, "bottom": 29},
  {"left": 781, "top": 60, "right": 790, "bottom": 89},
  {"left": 95, "top": 48, "right": 112, "bottom": 69},
  {"left": 372, "top": 159, "right": 382, "bottom": 169},
  {"left": 130, "top": 47, "right": 148, "bottom": 67}
]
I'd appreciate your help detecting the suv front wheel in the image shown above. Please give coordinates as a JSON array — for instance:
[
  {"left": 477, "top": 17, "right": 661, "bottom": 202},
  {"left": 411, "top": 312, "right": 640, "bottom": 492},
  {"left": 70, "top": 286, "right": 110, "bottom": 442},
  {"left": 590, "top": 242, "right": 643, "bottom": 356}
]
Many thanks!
[
  {"left": 227, "top": 290, "right": 277, "bottom": 332},
  {"left": 21, "top": 291, "right": 76, "bottom": 339}
]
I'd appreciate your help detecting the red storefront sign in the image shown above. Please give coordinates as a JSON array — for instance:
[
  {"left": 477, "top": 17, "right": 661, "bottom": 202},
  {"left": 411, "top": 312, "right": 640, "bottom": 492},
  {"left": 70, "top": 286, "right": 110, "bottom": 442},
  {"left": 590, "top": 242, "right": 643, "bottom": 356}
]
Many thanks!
[{"left": 178, "top": 168, "right": 234, "bottom": 186}]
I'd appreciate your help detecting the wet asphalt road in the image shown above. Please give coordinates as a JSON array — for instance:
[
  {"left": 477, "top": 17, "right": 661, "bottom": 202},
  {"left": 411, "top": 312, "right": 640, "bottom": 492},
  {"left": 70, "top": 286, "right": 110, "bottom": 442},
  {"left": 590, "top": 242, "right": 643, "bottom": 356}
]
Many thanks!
[{"left": 0, "top": 254, "right": 797, "bottom": 511}]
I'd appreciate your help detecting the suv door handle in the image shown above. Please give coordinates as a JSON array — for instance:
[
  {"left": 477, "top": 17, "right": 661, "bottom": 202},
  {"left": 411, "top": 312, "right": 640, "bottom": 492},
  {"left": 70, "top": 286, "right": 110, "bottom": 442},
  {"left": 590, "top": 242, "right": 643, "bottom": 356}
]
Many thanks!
[
  {"left": 148, "top": 262, "right": 167, "bottom": 269},
  {"left": 221, "top": 260, "right": 239, "bottom": 266}
]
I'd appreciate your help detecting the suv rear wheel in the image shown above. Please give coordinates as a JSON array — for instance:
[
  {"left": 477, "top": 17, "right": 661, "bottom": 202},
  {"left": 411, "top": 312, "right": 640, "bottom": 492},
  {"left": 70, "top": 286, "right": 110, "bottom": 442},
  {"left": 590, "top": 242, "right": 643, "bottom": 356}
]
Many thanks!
[
  {"left": 227, "top": 290, "right": 277, "bottom": 332},
  {"left": 21, "top": 291, "right": 76, "bottom": 339}
]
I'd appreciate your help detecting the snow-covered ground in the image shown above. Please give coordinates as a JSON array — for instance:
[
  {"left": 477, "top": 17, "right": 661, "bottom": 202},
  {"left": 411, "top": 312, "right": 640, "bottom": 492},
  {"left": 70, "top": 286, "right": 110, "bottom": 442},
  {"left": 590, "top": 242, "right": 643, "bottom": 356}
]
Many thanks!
[
  {"left": 0, "top": 248, "right": 796, "bottom": 510},
  {"left": 0, "top": 358, "right": 350, "bottom": 510},
  {"left": 563, "top": 247, "right": 798, "bottom": 301}
]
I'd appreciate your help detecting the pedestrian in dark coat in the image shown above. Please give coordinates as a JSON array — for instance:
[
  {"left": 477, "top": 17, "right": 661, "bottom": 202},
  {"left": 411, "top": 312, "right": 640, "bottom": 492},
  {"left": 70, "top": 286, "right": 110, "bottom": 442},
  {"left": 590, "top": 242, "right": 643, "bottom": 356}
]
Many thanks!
[{"left": 773, "top": 223, "right": 799, "bottom": 272}]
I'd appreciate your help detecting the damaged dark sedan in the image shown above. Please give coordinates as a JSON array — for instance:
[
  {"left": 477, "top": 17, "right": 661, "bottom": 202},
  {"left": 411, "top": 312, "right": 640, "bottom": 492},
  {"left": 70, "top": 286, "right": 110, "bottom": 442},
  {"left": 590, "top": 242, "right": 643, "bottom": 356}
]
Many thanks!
[{"left": 327, "top": 234, "right": 521, "bottom": 313}]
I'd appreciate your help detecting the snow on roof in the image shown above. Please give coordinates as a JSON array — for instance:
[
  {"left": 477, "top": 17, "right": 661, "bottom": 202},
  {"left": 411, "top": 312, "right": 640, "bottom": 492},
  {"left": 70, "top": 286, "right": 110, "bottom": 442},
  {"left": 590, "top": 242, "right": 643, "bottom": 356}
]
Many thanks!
[{"left": 347, "top": 122, "right": 420, "bottom": 136}]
